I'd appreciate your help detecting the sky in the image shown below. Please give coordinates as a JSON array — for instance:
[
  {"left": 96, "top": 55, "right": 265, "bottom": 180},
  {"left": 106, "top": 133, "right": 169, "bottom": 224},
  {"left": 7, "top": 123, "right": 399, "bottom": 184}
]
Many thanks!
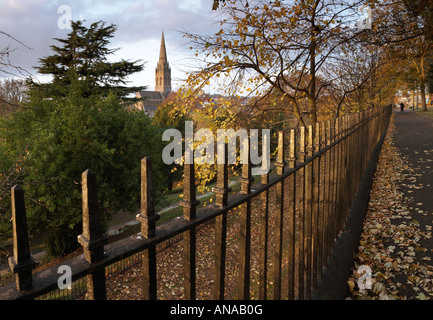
[{"left": 0, "top": 0, "right": 222, "bottom": 91}]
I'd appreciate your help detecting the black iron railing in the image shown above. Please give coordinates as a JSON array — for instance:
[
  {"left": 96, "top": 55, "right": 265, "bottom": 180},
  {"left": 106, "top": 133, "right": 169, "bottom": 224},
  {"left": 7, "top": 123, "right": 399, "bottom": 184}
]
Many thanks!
[{"left": 0, "top": 105, "right": 392, "bottom": 300}]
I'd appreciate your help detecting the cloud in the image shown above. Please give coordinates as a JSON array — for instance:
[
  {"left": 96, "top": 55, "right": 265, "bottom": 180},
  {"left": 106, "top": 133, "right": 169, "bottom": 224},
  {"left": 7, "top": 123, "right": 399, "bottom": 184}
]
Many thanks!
[{"left": 0, "top": 0, "right": 220, "bottom": 88}]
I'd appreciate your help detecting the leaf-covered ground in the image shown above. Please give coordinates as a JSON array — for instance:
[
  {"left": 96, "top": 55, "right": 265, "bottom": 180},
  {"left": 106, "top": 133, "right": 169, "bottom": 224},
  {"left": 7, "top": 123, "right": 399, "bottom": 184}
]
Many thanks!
[{"left": 347, "top": 116, "right": 433, "bottom": 300}]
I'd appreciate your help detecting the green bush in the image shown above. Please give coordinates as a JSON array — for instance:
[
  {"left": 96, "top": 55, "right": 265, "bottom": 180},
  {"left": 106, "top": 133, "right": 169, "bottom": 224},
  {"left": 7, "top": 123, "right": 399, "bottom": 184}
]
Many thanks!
[
  {"left": 0, "top": 77, "right": 166, "bottom": 257},
  {"left": 43, "top": 223, "right": 83, "bottom": 258}
]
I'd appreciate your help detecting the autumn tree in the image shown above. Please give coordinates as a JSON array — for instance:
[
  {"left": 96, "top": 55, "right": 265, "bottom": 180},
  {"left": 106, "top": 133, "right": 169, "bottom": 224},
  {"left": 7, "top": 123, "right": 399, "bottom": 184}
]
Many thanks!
[
  {"left": 371, "top": 0, "right": 433, "bottom": 111},
  {"left": 403, "top": 37, "right": 432, "bottom": 110},
  {"left": 402, "top": 0, "right": 433, "bottom": 102},
  {"left": 0, "top": 31, "right": 31, "bottom": 78},
  {"left": 212, "top": 0, "right": 227, "bottom": 10},
  {"left": 402, "top": 0, "right": 433, "bottom": 40},
  {"left": 152, "top": 96, "right": 190, "bottom": 191},
  {"left": 183, "top": 0, "right": 375, "bottom": 127},
  {"left": 0, "top": 78, "right": 27, "bottom": 115},
  {"left": 0, "top": 31, "right": 32, "bottom": 114}
]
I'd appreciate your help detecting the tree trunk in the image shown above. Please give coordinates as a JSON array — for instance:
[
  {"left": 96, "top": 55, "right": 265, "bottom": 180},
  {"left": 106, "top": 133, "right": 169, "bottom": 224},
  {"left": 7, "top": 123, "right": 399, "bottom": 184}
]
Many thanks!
[
  {"left": 420, "top": 79, "right": 427, "bottom": 111},
  {"left": 411, "top": 89, "right": 415, "bottom": 107},
  {"left": 309, "top": 40, "right": 317, "bottom": 124},
  {"left": 420, "top": 55, "right": 428, "bottom": 111}
]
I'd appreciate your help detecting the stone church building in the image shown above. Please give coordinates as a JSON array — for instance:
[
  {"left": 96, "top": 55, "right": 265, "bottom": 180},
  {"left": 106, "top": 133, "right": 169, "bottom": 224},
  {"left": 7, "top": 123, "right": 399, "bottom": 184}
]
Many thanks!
[{"left": 135, "top": 32, "right": 174, "bottom": 117}]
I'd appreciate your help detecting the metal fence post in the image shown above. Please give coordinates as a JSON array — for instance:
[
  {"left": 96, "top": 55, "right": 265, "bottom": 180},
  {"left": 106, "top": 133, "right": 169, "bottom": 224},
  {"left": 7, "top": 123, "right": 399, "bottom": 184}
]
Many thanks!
[
  {"left": 319, "top": 122, "right": 327, "bottom": 278},
  {"left": 287, "top": 129, "right": 296, "bottom": 300},
  {"left": 213, "top": 141, "right": 229, "bottom": 299},
  {"left": 136, "top": 157, "right": 159, "bottom": 300},
  {"left": 180, "top": 137, "right": 199, "bottom": 299},
  {"left": 298, "top": 126, "right": 306, "bottom": 299},
  {"left": 326, "top": 120, "right": 334, "bottom": 264},
  {"left": 259, "top": 153, "right": 270, "bottom": 300},
  {"left": 238, "top": 135, "right": 253, "bottom": 299},
  {"left": 312, "top": 122, "right": 321, "bottom": 289},
  {"left": 77, "top": 169, "right": 108, "bottom": 300},
  {"left": 8, "top": 185, "right": 36, "bottom": 292},
  {"left": 304, "top": 125, "right": 314, "bottom": 299},
  {"left": 273, "top": 131, "right": 285, "bottom": 299}
]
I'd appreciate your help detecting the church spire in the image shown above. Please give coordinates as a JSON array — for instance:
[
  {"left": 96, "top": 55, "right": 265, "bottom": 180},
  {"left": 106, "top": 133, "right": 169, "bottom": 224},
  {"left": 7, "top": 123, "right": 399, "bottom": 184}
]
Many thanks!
[
  {"left": 159, "top": 31, "right": 167, "bottom": 63},
  {"left": 155, "top": 31, "right": 171, "bottom": 93}
]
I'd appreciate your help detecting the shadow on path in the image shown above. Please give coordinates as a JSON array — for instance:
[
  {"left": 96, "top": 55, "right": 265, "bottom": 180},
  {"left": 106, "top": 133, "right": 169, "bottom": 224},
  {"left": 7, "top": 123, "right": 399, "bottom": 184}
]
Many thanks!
[{"left": 313, "top": 110, "right": 433, "bottom": 300}]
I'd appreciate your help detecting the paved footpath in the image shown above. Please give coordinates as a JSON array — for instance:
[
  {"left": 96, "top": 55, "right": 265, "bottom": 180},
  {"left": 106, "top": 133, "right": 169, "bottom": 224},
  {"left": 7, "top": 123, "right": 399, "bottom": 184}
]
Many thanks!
[
  {"left": 394, "top": 109, "right": 433, "bottom": 242},
  {"left": 392, "top": 109, "right": 433, "bottom": 298}
]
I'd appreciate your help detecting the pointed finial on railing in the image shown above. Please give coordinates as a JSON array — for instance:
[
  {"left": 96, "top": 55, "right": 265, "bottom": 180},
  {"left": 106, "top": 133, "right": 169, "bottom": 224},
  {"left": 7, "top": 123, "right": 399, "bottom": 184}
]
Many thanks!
[
  {"left": 77, "top": 169, "right": 108, "bottom": 300},
  {"left": 239, "top": 135, "right": 253, "bottom": 195},
  {"left": 275, "top": 131, "right": 286, "bottom": 176},
  {"left": 8, "top": 185, "right": 36, "bottom": 292},
  {"left": 288, "top": 129, "right": 297, "bottom": 168},
  {"left": 307, "top": 125, "right": 314, "bottom": 158},
  {"left": 137, "top": 157, "right": 159, "bottom": 238},
  {"left": 299, "top": 126, "right": 306, "bottom": 163},
  {"left": 213, "top": 140, "right": 231, "bottom": 207},
  {"left": 78, "top": 169, "right": 107, "bottom": 264}
]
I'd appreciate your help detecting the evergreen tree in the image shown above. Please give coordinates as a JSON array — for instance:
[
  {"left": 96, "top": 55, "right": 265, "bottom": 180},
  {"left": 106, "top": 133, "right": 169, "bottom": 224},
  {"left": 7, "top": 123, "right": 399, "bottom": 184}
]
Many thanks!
[{"left": 29, "top": 20, "right": 144, "bottom": 100}]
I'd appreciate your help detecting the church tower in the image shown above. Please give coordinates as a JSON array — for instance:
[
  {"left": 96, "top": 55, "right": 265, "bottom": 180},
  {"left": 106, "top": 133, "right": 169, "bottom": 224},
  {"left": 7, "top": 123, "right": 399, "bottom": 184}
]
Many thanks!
[{"left": 155, "top": 31, "right": 172, "bottom": 93}]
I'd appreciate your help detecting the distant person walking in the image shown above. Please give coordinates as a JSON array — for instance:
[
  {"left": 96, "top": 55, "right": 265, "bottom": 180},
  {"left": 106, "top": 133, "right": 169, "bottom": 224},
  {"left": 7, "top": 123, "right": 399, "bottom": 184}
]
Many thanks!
[{"left": 400, "top": 102, "right": 405, "bottom": 112}]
